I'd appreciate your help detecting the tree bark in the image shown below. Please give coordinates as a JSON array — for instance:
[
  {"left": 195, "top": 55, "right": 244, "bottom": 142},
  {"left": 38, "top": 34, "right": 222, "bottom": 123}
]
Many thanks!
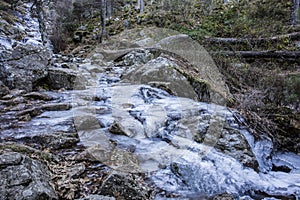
[
  {"left": 100, "top": 0, "right": 107, "bottom": 42},
  {"left": 204, "top": 32, "right": 300, "bottom": 45},
  {"left": 136, "top": 0, "right": 144, "bottom": 13},
  {"left": 291, "top": 0, "right": 300, "bottom": 25},
  {"left": 140, "top": 0, "right": 144, "bottom": 13},
  {"left": 216, "top": 50, "right": 300, "bottom": 59},
  {"left": 106, "top": 0, "right": 112, "bottom": 18}
]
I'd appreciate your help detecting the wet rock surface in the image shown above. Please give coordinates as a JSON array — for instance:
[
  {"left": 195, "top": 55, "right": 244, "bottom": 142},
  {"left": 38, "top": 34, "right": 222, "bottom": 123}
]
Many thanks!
[{"left": 0, "top": 151, "right": 58, "bottom": 200}]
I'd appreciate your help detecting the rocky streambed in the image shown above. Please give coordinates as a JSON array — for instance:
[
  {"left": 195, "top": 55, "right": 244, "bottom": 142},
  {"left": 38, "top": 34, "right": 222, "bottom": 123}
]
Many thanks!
[
  {"left": 0, "top": 1, "right": 300, "bottom": 199},
  {"left": 1, "top": 38, "right": 300, "bottom": 199}
]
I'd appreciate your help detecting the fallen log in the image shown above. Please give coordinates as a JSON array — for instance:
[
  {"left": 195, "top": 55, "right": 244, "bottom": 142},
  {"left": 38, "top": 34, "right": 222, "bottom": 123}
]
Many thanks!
[
  {"left": 215, "top": 50, "right": 300, "bottom": 59},
  {"left": 204, "top": 32, "right": 300, "bottom": 45}
]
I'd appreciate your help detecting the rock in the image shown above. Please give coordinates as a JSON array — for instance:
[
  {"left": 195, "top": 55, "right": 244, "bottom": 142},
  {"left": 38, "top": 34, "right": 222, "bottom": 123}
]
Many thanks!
[
  {"left": 0, "top": 151, "right": 22, "bottom": 166},
  {"left": 46, "top": 68, "right": 86, "bottom": 90},
  {"left": 19, "top": 114, "right": 31, "bottom": 122},
  {"left": 211, "top": 193, "right": 235, "bottom": 200},
  {"left": 0, "top": 151, "right": 58, "bottom": 199},
  {"left": 0, "top": 43, "right": 52, "bottom": 92},
  {"left": 122, "top": 55, "right": 199, "bottom": 100},
  {"left": 73, "top": 114, "right": 103, "bottom": 131},
  {"left": 123, "top": 19, "right": 131, "bottom": 28},
  {"left": 1, "top": 94, "right": 14, "bottom": 100},
  {"left": 41, "top": 103, "right": 71, "bottom": 111},
  {"left": 99, "top": 172, "right": 153, "bottom": 199},
  {"left": 108, "top": 117, "right": 143, "bottom": 138},
  {"left": 76, "top": 195, "right": 115, "bottom": 200},
  {"left": 23, "top": 92, "right": 53, "bottom": 101},
  {"left": 2, "top": 89, "right": 26, "bottom": 100},
  {"left": 2, "top": 96, "right": 26, "bottom": 106},
  {"left": 90, "top": 27, "right": 232, "bottom": 105},
  {"left": 79, "top": 63, "right": 105, "bottom": 73},
  {"left": 78, "top": 144, "right": 141, "bottom": 173},
  {"left": 16, "top": 107, "right": 42, "bottom": 118},
  {"left": 121, "top": 49, "right": 154, "bottom": 66},
  {"left": 215, "top": 128, "right": 258, "bottom": 169},
  {"left": 0, "top": 80, "right": 9, "bottom": 97},
  {"left": 109, "top": 120, "right": 130, "bottom": 136},
  {"left": 192, "top": 112, "right": 258, "bottom": 170},
  {"left": 21, "top": 132, "right": 79, "bottom": 150}
]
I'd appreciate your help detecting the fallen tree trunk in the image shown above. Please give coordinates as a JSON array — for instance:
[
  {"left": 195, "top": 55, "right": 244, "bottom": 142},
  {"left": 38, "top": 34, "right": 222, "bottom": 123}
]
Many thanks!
[
  {"left": 205, "top": 32, "right": 300, "bottom": 45},
  {"left": 215, "top": 50, "right": 300, "bottom": 59}
]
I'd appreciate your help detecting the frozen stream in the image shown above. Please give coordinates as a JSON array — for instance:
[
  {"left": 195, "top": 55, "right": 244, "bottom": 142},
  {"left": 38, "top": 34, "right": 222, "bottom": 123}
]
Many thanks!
[
  {"left": 1, "top": 62, "right": 299, "bottom": 199},
  {"left": 0, "top": 2, "right": 299, "bottom": 198}
]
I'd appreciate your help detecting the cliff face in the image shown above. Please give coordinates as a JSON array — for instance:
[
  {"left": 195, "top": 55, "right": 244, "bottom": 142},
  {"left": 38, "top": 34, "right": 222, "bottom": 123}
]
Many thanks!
[{"left": 0, "top": 0, "right": 53, "bottom": 92}]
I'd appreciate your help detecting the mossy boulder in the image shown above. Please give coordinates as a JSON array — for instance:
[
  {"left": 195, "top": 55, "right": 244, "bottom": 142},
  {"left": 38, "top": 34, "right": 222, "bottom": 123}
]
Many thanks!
[{"left": 88, "top": 27, "right": 232, "bottom": 105}]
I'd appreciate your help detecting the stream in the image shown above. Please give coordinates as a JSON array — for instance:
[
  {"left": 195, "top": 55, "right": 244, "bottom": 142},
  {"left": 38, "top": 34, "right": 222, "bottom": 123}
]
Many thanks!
[
  {"left": 0, "top": 2, "right": 300, "bottom": 199},
  {"left": 1, "top": 56, "right": 300, "bottom": 199}
]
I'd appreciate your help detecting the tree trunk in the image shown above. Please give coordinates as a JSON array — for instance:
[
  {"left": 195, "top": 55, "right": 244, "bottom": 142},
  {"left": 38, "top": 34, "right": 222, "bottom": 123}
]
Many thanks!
[
  {"left": 216, "top": 50, "right": 300, "bottom": 59},
  {"left": 140, "top": 0, "right": 144, "bottom": 13},
  {"left": 100, "top": 0, "right": 107, "bottom": 42},
  {"left": 204, "top": 32, "right": 300, "bottom": 45},
  {"left": 291, "top": 0, "right": 300, "bottom": 25},
  {"left": 106, "top": 0, "right": 112, "bottom": 18},
  {"left": 136, "top": 0, "right": 144, "bottom": 13}
]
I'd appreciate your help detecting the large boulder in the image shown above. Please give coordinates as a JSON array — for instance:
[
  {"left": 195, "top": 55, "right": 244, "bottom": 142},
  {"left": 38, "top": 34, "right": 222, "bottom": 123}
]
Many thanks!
[
  {"left": 88, "top": 27, "right": 232, "bottom": 105},
  {"left": 0, "top": 151, "right": 58, "bottom": 200},
  {"left": 46, "top": 68, "right": 86, "bottom": 90},
  {"left": 0, "top": 43, "right": 52, "bottom": 92},
  {"left": 121, "top": 51, "right": 199, "bottom": 101}
]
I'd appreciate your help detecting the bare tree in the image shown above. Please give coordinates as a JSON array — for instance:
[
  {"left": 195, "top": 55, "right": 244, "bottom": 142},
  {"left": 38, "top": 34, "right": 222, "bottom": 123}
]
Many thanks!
[
  {"left": 136, "top": 0, "right": 144, "bottom": 13},
  {"left": 291, "top": 0, "right": 300, "bottom": 25},
  {"left": 140, "top": 0, "right": 144, "bottom": 13},
  {"left": 101, "top": 0, "right": 108, "bottom": 42},
  {"left": 106, "top": 0, "right": 112, "bottom": 18}
]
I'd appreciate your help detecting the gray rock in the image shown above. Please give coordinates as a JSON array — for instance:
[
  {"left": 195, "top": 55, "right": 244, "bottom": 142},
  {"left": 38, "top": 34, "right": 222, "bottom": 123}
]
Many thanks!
[
  {"left": 23, "top": 92, "right": 53, "bottom": 101},
  {"left": 216, "top": 128, "right": 258, "bottom": 170},
  {"left": 47, "top": 68, "right": 86, "bottom": 90},
  {"left": 23, "top": 132, "right": 79, "bottom": 150},
  {"left": 0, "top": 44, "right": 52, "bottom": 92},
  {"left": 2, "top": 96, "right": 26, "bottom": 106},
  {"left": 16, "top": 107, "right": 42, "bottom": 118},
  {"left": 0, "top": 151, "right": 58, "bottom": 200},
  {"left": 74, "top": 114, "right": 103, "bottom": 131},
  {"left": 0, "top": 81, "right": 9, "bottom": 97},
  {"left": 99, "top": 172, "right": 152, "bottom": 199},
  {"left": 122, "top": 56, "right": 198, "bottom": 100},
  {"left": 121, "top": 49, "right": 154, "bottom": 66},
  {"left": 109, "top": 120, "right": 130, "bottom": 136},
  {"left": 76, "top": 195, "right": 115, "bottom": 200},
  {"left": 193, "top": 113, "right": 258, "bottom": 170},
  {"left": 41, "top": 103, "right": 71, "bottom": 111}
]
